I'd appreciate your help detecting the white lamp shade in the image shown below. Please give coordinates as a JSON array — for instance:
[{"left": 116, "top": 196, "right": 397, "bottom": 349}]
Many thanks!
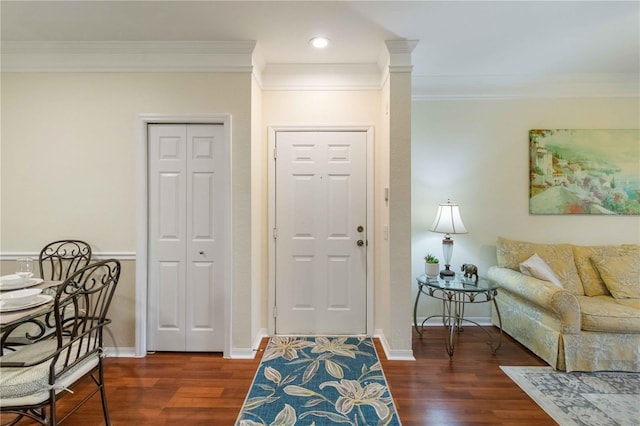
[{"left": 429, "top": 202, "right": 467, "bottom": 234}]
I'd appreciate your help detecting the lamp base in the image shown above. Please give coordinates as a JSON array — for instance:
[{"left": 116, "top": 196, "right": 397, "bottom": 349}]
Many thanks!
[{"left": 439, "top": 265, "right": 455, "bottom": 278}]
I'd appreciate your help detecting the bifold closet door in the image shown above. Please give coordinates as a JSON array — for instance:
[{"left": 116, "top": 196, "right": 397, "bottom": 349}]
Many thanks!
[{"left": 148, "top": 124, "right": 226, "bottom": 352}]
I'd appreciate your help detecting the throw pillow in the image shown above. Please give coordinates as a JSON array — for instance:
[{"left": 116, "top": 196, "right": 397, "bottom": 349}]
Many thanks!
[
  {"left": 590, "top": 254, "right": 640, "bottom": 299},
  {"left": 574, "top": 245, "right": 640, "bottom": 296},
  {"left": 496, "top": 237, "right": 583, "bottom": 294},
  {"left": 519, "top": 253, "right": 563, "bottom": 288}
]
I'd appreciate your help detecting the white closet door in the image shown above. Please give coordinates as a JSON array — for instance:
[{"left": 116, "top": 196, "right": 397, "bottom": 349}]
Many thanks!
[
  {"left": 148, "top": 124, "right": 226, "bottom": 352},
  {"left": 275, "top": 131, "right": 367, "bottom": 334}
]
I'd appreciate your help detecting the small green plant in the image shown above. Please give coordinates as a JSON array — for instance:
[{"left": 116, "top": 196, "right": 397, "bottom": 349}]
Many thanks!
[{"left": 424, "top": 254, "right": 439, "bottom": 264}]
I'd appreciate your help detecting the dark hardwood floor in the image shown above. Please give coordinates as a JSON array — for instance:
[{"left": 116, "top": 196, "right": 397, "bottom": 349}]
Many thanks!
[{"left": 4, "top": 327, "right": 555, "bottom": 425}]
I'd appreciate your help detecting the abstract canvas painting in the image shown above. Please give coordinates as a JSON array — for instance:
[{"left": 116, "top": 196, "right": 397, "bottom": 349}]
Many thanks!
[{"left": 529, "top": 129, "right": 640, "bottom": 215}]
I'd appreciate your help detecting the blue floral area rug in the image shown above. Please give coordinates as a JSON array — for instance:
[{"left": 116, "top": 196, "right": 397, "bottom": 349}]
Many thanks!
[
  {"left": 501, "top": 366, "right": 640, "bottom": 426},
  {"left": 236, "top": 336, "right": 401, "bottom": 425}
]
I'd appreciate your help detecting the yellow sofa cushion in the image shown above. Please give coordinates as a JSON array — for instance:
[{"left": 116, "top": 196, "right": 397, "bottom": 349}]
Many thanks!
[
  {"left": 591, "top": 253, "right": 640, "bottom": 299},
  {"left": 613, "top": 298, "right": 640, "bottom": 310},
  {"left": 579, "top": 296, "right": 640, "bottom": 333},
  {"left": 573, "top": 245, "right": 639, "bottom": 297},
  {"left": 496, "top": 237, "right": 584, "bottom": 295}
]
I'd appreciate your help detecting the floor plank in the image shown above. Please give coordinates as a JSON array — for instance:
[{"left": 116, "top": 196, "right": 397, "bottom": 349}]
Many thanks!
[{"left": 2, "top": 327, "right": 555, "bottom": 425}]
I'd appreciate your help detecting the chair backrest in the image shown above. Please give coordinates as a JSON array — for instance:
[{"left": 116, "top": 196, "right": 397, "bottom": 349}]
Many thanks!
[
  {"left": 39, "top": 240, "right": 92, "bottom": 281},
  {"left": 52, "top": 259, "right": 120, "bottom": 379}
]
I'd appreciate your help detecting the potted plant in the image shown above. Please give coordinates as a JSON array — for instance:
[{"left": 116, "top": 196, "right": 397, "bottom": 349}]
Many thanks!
[{"left": 425, "top": 254, "right": 440, "bottom": 277}]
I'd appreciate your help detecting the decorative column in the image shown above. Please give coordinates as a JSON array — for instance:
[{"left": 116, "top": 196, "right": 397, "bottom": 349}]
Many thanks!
[{"left": 383, "top": 40, "right": 417, "bottom": 359}]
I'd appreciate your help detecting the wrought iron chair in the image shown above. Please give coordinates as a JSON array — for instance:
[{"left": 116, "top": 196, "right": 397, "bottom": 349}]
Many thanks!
[
  {"left": 2, "top": 240, "right": 94, "bottom": 350},
  {"left": 0, "top": 259, "right": 121, "bottom": 425},
  {"left": 39, "top": 240, "right": 92, "bottom": 281}
]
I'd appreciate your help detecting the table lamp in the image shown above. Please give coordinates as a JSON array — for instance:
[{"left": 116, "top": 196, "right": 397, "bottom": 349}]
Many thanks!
[{"left": 429, "top": 199, "right": 467, "bottom": 278}]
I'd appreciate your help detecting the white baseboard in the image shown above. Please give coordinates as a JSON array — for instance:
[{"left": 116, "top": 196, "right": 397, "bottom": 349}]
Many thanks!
[
  {"left": 229, "top": 347, "right": 259, "bottom": 359},
  {"left": 105, "top": 329, "right": 269, "bottom": 360},
  {"left": 227, "top": 328, "right": 269, "bottom": 360},
  {"left": 373, "top": 329, "right": 415, "bottom": 361},
  {"left": 253, "top": 328, "right": 269, "bottom": 350},
  {"left": 104, "top": 347, "right": 137, "bottom": 358},
  {"left": 104, "top": 322, "right": 493, "bottom": 360}
]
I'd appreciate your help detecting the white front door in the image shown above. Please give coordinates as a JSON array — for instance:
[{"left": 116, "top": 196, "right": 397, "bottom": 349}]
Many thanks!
[
  {"left": 147, "top": 124, "right": 227, "bottom": 351},
  {"left": 274, "top": 131, "right": 367, "bottom": 335}
]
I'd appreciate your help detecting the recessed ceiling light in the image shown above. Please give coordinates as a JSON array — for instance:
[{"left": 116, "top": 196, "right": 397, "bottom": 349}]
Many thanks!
[{"left": 309, "top": 37, "right": 330, "bottom": 49}]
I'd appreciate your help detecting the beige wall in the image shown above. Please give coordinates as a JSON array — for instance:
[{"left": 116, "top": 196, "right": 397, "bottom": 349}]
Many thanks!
[
  {"left": 1, "top": 72, "right": 255, "bottom": 352},
  {"left": 1, "top": 73, "right": 401, "bottom": 354},
  {"left": 262, "top": 90, "right": 381, "bottom": 125},
  {"left": 101, "top": 259, "right": 136, "bottom": 353},
  {"left": 4, "top": 70, "right": 635, "bottom": 356},
  {"left": 412, "top": 97, "right": 640, "bottom": 321}
]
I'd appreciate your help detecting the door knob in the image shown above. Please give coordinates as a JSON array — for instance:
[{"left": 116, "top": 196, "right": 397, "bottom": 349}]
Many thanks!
[{"left": 357, "top": 240, "right": 364, "bottom": 247}]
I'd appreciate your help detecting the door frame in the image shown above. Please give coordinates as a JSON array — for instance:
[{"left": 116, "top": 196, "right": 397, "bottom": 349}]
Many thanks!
[
  {"left": 136, "top": 114, "right": 232, "bottom": 358},
  {"left": 267, "top": 125, "right": 374, "bottom": 336}
]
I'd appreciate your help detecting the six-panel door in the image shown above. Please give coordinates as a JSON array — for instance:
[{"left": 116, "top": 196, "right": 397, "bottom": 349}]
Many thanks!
[
  {"left": 147, "top": 124, "right": 226, "bottom": 351},
  {"left": 275, "top": 131, "right": 367, "bottom": 334}
]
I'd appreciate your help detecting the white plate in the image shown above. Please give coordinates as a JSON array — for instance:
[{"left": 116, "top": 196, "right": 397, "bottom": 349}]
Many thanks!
[
  {"left": 0, "top": 278, "right": 44, "bottom": 291},
  {"left": 0, "top": 274, "right": 27, "bottom": 285},
  {"left": 0, "top": 288, "right": 42, "bottom": 304},
  {"left": 0, "top": 294, "right": 53, "bottom": 312}
]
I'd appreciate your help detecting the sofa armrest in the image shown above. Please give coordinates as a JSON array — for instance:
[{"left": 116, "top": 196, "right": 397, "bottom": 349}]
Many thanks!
[{"left": 488, "top": 266, "right": 581, "bottom": 334}]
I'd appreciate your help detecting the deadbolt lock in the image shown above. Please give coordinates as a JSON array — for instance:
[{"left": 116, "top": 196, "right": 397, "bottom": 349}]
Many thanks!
[{"left": 357, "top": 226, "right": 364, "bottom": 232}]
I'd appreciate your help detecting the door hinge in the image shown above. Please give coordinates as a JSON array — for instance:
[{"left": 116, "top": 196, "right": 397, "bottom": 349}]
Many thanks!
[
  {"left": 273, "top": 228, "right": 278, "bottom": 239},
  {"left": 273, "top": 306, "right": 278, "bottom": 318},
  {"left": 273, "top": 147, "right": 277, "bottom": 160}
]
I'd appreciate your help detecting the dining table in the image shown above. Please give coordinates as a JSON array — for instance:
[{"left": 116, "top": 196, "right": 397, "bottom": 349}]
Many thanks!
[{"left": 0, "top": 280, "right": 62, "bottom": 355}]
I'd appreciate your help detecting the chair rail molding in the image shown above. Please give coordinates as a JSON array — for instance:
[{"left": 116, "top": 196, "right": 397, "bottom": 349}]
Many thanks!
[{"left": 0, "top": 252, "right": 136, "bottom": 261}]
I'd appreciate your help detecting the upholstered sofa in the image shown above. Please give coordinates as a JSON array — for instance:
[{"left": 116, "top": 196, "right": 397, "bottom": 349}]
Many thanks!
[{"left": 487, "top": 237, "right": 639, "bottom": 372}]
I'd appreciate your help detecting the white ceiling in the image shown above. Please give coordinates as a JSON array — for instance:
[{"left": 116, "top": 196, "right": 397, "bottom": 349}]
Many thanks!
[{"left": 1, "top": 1, "right": 638, "bottom": 95}]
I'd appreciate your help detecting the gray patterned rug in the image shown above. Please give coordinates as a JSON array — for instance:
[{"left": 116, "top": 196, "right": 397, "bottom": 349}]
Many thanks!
[{"left": 501, "top": 366, "right": 640, "bottom": 426}]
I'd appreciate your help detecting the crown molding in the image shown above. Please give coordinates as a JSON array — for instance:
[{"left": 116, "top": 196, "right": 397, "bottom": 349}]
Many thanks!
[
  {"left": 412, "top": 73, "right": 640, "bottom": 100},
  {"left": 379, "top": 40, "right": 418, "bottom": 75},
  {"left": 1, "top": 40, "right": 257, "bottom": 73},
  {"left": 2, "top": 41, "right": 635, "bottom": 98},
  {"left": 260, "top": 63, "right": 382, "bottom": 91},
  {"left": 1, "top": 41, "right": 257, "bottom": 54}
]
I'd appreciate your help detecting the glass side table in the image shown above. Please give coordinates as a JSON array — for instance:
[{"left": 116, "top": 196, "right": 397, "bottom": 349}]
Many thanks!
[{"left": 413, "top": 273, "right": 502, "bottom": 357}]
